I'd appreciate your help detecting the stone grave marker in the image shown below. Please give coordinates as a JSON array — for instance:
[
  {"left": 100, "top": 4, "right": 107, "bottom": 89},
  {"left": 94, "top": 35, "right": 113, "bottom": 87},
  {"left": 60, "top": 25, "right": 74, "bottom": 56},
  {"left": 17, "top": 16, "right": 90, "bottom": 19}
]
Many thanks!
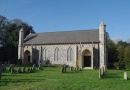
[
  {"left": 17, "top": 68, "right": 21, "bottom": 73},
  {"left": 63, "top": 66, "right": 66, "bottom": 73},
  {"left": 9, "top": 64, "right": 14, "bottom": 71},
  {"left": 28, "top": 68, "right": 30, "bottom": 73},
  {"left": 99, "top": 68, "right": 101, "bottom": 78},
  {"left": 11, "top": 68, "right": 14, "bottom": 73},
  {"left": 22, "top": 67, "right": 25, "bottom": 73},
  {"left": 61, "top": 66, "right": 64, "bottom": 73},
  {"left": 70, "top": 67, "right": 73, "bottom": 72},
  {"left": 2, "top": 64, "right": 6, "bottom": 71},
  {"left": 32, "top": 64, "right": 36, "bottom": 70},
  {"left": 124, "top": 72, "right": 128, "bottom": 80}
]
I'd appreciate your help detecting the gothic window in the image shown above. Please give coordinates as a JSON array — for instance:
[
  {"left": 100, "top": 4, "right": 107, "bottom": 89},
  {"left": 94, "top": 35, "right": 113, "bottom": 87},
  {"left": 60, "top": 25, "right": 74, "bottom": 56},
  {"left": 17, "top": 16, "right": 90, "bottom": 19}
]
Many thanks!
[
  {"left": 54, "top": 47, "right": 59, "bottom": 61},
  {"left": 67, "top": 47, "right": 72, "bottom": 61},
  {"left": 43, "top": 48, "right": 47, "bottom": 60}
]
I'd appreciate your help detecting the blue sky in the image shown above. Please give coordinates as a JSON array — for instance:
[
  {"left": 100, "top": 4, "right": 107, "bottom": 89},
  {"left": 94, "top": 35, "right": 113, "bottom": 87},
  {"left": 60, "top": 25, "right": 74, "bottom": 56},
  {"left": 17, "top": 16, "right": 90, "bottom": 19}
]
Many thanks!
[{"left": 0, "top": 0, "right": 130, "bottom": 41}]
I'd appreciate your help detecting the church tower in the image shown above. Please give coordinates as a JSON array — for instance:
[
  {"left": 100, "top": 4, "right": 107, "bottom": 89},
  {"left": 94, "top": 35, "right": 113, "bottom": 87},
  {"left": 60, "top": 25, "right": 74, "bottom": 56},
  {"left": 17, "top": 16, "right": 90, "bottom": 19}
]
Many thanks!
[
  {"left": 18, "top": 28, "right": 24, "bottom": 59},
  {"left": 99, "top": 21, "right": 107, "bottom": 68}
]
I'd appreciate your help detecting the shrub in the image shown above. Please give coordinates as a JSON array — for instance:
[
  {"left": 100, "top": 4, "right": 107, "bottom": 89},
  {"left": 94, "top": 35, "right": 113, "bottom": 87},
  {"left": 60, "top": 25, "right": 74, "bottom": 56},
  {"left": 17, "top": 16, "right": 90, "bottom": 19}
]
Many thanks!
[
  {"left": 114, "top": 62, "right": 119, "bottom": 69},
  {"left": 76, "top": 60, "right": 80, "bottom": 68}
]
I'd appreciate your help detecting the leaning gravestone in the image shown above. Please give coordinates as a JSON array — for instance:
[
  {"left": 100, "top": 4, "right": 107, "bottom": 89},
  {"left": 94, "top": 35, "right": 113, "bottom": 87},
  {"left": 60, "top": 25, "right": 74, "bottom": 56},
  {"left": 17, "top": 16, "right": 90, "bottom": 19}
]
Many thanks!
[
  {"left": 9, "top": 64, "right": 14, "bottom": 71},
  {"left": 124, "top": 72, "right": 128, "bottom": 80}
]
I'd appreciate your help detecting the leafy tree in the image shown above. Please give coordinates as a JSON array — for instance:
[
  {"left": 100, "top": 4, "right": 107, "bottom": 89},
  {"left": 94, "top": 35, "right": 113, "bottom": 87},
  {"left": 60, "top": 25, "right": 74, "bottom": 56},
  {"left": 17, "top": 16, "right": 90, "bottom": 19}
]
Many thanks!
[
  {"left": 107, "top": 40, "right": 118, "bottom": 68},
  {"left": 124, "top": 46, "right": 130, "bottom": 69},
  {"left": 0, "top": 15, "right": 35, "bottom": 63},
  {"left": 117, "top": 46, "right": 125, "bottom": 69}
]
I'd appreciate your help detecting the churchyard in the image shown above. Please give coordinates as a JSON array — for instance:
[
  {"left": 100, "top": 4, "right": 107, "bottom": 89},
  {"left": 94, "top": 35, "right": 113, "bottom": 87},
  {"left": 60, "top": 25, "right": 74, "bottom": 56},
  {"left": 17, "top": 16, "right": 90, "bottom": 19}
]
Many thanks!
[{"left": 0, "top": 65, "right": 130, "bottom": 90}]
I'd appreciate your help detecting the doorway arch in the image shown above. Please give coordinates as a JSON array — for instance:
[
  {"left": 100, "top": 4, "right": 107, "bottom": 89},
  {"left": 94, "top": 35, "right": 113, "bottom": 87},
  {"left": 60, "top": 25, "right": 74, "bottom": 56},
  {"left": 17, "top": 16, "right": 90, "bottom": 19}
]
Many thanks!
[
  {"left": 82, "top": 49, "right": 91, "bottom": 67},
  {"left": 24, "top": 50, "right": 30, "bottom": 63}
]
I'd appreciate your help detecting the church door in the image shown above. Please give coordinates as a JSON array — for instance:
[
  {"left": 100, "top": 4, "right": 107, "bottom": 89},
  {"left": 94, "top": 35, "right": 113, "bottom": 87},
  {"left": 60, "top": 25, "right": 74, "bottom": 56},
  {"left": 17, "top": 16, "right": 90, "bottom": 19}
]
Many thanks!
[{"left": 84, "top": 56, "right": 91, "bottom": 67}]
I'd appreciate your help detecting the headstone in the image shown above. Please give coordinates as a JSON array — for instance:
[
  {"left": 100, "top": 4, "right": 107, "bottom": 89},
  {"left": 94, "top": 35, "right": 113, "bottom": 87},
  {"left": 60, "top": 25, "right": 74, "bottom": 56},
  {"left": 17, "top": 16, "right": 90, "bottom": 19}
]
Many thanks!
[
  {"left": 11, "top": 68, "right": 14, "bottom": 73},
  {"left": 32, "top": 64, "right": 36, "bottom": 70},
  {"left": 38, "top": 63, "right": 42, "bottom": 70},
  {"left": 99, "top": 68, "right": 101, "bottom": 78},
  {"left": 22, "top": 67, "right": 25, "bottom": 73},
  {"left": 9, "top": 64, "right": 14, "bottom": 71},
  {"left": 28, "top": 68, "right": 30, "bottom": 73},
  {"left": 2, "top": 64, "right": 6, "bottom": 71},
  {"left": 17, "top": 68, "right": 21, "bottom": 73},
  {"left": 30, "top": 68, "right": 33, "bottom": 73},
  {"left": 63, "top": 66, "right": 66, "bottom": 73},
  {"left": 124, "top": 72, "right": 128, "bottom": 80},
  {"left": 70, "top": 67, "right": 73, "bottom": 72},
  {"left": 61, "top": 66, "right": 64, "bottom": 73}
]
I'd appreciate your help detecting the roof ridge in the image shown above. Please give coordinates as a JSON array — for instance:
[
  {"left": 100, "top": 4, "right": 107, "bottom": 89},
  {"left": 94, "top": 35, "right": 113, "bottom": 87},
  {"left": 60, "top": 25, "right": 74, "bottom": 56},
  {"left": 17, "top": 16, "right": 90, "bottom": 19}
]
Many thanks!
[{"left": 36, "top": 29, "right": 99, "bottom": 34}]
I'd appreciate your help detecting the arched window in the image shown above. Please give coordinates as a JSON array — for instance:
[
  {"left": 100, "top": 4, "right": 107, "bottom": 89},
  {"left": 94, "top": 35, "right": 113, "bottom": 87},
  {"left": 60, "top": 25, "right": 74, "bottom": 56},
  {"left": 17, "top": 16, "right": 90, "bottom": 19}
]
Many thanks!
[
  {"left": 43, "top": 48, "right": 47, "bottom": 60},
  {"left": 67, "top": 47, "right": 72, "bottom": 61},
  {"left": 54, "top": 47, "right": 59, "bottom": 61}
]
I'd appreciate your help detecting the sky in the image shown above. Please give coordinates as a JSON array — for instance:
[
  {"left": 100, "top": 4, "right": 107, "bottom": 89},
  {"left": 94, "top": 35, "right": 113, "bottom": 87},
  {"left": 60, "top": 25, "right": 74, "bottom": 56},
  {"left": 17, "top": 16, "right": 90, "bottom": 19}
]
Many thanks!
[{"left": 0, "top": 0, "right": 130, "bottom": 41}]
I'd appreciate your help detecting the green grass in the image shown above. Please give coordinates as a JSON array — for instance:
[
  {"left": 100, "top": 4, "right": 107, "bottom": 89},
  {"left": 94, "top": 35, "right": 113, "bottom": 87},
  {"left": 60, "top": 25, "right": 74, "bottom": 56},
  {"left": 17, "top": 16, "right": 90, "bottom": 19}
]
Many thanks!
[{"left": 0, "top": 66, "right": 130, "bottom": 90}]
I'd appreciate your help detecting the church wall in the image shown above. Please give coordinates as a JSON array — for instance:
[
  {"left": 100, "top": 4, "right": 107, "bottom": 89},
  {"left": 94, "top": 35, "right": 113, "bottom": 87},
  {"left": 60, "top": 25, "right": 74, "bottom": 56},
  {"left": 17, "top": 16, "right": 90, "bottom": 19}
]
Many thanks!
[
  {"left": 26, "top": 44, "right": 77, "bottom": 67},
  {"left": 24, "top": 43, "right": 99, "bottom": 67}
]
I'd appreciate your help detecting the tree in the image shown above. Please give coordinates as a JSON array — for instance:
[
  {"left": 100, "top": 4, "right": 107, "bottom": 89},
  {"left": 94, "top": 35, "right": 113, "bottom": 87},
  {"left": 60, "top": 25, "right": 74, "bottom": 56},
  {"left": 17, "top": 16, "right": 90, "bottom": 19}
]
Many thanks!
[
  {"left": 107, "top": 40, "right": 118, "bottom": 68},
  {"left": 0, "top": 15, "right": 35, "bottom": 63},
  {"left": 124, "top": 46, "right": 130, "bottom": 69},
  {"left": 117, "top": 46, "right": 125, "bottom": 69}
]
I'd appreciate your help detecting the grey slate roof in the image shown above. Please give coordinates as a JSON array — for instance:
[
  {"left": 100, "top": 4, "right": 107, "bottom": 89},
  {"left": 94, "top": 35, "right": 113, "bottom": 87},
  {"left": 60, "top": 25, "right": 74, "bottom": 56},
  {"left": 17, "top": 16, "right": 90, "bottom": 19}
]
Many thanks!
[{"left": 24, "top": 29, "right": 99, "bottom": 45}]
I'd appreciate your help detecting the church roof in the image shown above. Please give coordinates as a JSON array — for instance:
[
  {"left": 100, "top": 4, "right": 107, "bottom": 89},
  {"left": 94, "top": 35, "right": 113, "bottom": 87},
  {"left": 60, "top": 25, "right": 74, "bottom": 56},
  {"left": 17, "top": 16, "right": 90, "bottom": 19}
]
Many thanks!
[{"left": 24, "top": 29, "right": 99, "bottom": 45}]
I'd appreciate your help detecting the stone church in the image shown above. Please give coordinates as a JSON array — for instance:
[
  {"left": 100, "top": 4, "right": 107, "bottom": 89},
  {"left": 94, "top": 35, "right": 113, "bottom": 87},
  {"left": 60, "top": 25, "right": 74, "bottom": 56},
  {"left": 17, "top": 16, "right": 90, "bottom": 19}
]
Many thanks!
[{"left": 18, "top": 22, "right": 108, "bottom": 69}]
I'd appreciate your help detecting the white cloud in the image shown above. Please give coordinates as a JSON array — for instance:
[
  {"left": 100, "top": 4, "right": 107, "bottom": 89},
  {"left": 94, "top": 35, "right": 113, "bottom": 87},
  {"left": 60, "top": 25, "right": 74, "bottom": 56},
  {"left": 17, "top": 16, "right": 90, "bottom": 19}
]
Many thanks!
[{"left": 111, "top": 37, "right": 123, "bottom": 44}]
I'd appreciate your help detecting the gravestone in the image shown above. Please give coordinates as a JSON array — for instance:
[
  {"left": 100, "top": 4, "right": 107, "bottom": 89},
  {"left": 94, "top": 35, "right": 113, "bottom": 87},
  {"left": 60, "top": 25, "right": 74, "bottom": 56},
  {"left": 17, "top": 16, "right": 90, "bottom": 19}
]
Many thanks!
[
  {"left": 124, "top": 72, "right": 128, "bottom": 80},
  {"left": 17, "top": 68, "right": 21, "bottom": 73},
  {"left": 11, "top": 68, "right": 14, "bottom": 73},
  {"left": 99, "top": 68, "right": 101, "bottom": 78},
  {"left": 61, "top": 66, "right": 64, "bottom": 73},
  {"left": 38, "top": 63, "right": 42, "bottom": 70},
  {"left": 32, "top": 64, "right": 36, "bottom": 70},
  {"left": 22, "top": 67, "right": 25, "bottom": 73},
  {"left": 9, "top": 64, "right": 14, "bottom": 71},
  {"left": 28, "top": 68, "right": 30, "bottom": 73},
  {"left": 30, "top": 68, "right": 33, "bottom": 73},
  {"left": 70, "top": 67, "right": 73, "bottom": 72},
  {"left": 2, "top": 64, "right": 6, "bottom": 71},
  {"left": 63, "top": 66, "right": 66, "bottom": 73}
]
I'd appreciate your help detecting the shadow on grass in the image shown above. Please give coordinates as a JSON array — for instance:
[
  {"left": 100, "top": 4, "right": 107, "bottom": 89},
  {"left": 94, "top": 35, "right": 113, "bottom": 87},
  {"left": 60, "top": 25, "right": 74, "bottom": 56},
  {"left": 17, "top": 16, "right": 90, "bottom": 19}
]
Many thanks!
[
  {"left": 0, "top": 78, "right": 45, "bottom": 86},
  {"left": 102, "top": 72, "right": 122, "bottom": 79}
]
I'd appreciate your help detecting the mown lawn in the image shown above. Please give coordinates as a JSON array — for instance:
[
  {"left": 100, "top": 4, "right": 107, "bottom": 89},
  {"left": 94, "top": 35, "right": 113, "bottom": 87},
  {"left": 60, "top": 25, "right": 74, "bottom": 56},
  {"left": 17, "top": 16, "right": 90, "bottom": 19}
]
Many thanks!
[{"left": 0, "top": 66, "right": 130, "bottom": 90}]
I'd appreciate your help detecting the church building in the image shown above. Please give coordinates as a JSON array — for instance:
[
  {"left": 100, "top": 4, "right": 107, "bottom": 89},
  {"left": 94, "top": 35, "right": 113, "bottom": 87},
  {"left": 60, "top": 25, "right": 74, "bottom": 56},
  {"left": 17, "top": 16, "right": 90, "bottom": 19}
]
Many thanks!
[{"left": 18, "top": 22, "right": 108, "bottom": 69}]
